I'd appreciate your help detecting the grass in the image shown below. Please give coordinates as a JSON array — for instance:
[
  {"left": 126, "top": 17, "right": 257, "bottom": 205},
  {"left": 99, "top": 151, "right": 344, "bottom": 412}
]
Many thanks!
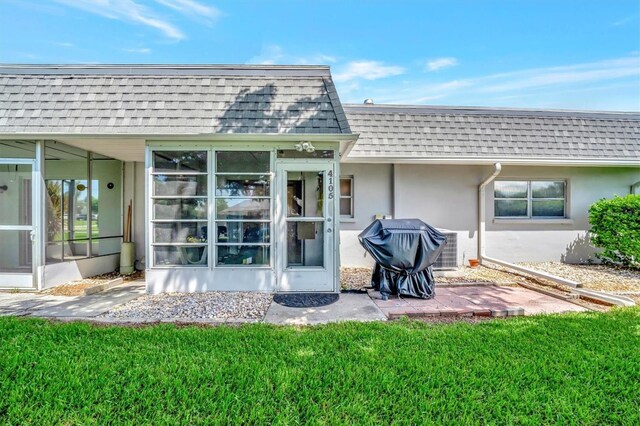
[{"left": 1, "top": 309, "right": 639, "bottom": 425}]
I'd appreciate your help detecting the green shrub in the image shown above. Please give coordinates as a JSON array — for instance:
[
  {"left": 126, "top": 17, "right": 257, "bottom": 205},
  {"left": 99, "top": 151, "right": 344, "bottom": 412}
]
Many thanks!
[{"left": 588, "top": 194, "right": 640, "bottom": 268}]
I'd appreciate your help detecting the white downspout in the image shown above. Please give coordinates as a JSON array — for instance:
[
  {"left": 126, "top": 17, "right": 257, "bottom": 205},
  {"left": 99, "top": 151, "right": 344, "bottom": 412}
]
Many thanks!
[{"left": 477, "top": 163, "right": 501, "bottom": 261}]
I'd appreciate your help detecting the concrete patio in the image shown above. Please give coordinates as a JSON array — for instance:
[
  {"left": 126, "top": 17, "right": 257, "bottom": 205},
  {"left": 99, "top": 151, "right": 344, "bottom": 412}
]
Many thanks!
[
  {"left": 368, "top": 285, "right": 587, "bottom": 319},
  {"left": 1, "top": 282, "right": 588, "bottom": 324}
]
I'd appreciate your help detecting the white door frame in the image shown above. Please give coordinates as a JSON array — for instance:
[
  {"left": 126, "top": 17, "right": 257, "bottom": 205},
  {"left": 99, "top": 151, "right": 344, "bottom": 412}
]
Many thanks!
[
  {"left": 0, "top": 158, "right": 38, "bottom": 288},
  {"left": 275, "top": 160, "right": 337, "bottom": 292}
]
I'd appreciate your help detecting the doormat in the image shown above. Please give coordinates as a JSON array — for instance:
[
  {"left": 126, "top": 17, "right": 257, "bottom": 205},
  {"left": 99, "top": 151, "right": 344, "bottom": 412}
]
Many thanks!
[{"left": 273, "top": 293, "right": 339, "bottom": 308}]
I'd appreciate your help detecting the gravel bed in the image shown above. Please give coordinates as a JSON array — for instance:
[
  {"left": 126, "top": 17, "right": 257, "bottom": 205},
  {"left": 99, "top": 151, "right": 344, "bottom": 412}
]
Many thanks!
[
  {"left": 101, "top": 292, "right": 273, "bottom": 320},
  {"left": 437, "top": 266, "right": 519, "bottom": 285},
  {"left": 340, "top": 265, "right": 520, "bottom": 291},
  {"left": 340, "top": 268, "right": 373, "bottom": 290},
  {"left": 518, "top": 262, "right": 640, "bottom": 293}
]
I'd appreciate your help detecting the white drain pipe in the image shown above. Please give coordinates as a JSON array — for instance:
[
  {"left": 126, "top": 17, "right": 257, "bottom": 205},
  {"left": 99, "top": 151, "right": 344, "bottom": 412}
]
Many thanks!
[{"left": 477, "top": 163, "right": 501, "bottom": 261}]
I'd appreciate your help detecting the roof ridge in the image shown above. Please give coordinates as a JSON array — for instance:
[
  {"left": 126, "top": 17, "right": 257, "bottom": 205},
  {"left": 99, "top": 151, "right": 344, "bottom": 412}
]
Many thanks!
[
  {"left": 322, "top": 77, "right": 352, "bottom": 134},
  {"left": 344, "top": 103, "right": 640, "bottom": 119},
  {"left": 0, "top": 64, "right": 332, "bottom": 77}
]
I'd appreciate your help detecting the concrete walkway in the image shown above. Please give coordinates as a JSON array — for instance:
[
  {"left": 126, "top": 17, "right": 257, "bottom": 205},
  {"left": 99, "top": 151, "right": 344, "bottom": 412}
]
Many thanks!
[
  {"left": 0, "top": 281, "right": 145, "bottom": 318},
  {"left": 369, "top": 285, "right": 587, "bottom": 319},
  {"left": 264, "top": 293, "right": 386, "bottom": 325}
]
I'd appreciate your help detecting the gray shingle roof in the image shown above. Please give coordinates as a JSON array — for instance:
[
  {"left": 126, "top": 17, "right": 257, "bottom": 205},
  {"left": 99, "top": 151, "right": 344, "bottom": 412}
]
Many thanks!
[
  {"left": 344, "top": 104, "right": 640, "bottom": 161},
  {"left": 0, "top": 65, "right": 351, "bottom": 135}
]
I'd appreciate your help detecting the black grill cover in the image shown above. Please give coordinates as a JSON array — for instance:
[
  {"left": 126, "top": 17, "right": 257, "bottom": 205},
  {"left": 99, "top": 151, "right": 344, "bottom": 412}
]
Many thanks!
[{"left": 358, "top": 219, "right": 447, "bottom": 299}]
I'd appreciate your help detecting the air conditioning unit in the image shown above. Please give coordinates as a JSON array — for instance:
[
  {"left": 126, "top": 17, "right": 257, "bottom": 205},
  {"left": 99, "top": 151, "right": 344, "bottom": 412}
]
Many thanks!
[{"left": 433, "top": 231, "right": 458, "bottom": 270}]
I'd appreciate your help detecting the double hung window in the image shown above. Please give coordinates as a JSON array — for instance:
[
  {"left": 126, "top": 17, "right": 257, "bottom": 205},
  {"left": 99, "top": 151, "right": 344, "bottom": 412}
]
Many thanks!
[{"left": 494, "top": 180, "right": 566, "bottom": 218}]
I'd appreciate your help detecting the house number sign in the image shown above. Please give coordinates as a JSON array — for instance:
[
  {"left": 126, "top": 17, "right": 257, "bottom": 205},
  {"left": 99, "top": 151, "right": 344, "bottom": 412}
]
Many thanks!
[{"left": 327, "top": 169, "right": 334, "bottom": 200}]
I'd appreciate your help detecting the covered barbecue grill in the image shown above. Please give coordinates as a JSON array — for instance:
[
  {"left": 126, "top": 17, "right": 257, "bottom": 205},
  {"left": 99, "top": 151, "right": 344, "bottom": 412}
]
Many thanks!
[{"left": 358, "top": 219, "right": 447, "bottom": 299}]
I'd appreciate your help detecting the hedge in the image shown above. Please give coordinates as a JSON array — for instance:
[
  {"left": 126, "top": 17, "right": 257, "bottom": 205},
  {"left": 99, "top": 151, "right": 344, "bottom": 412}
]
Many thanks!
[{"left": 588, "top": 194, "right": 640, "bottom": 268}]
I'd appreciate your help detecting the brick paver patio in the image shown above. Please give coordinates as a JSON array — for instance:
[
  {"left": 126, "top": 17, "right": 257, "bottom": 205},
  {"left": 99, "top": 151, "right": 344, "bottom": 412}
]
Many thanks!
[{"left": 368, "top": 285, "right": 586, "bottom": 319}]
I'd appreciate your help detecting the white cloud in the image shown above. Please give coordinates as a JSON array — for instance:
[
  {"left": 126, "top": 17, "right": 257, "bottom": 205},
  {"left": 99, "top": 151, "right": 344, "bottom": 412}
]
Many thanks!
[
  {"left": 333, "top": 60, "right": 405, "bottom": 82},
  {"left": 612, "top": 14, "right": 637, "bottom": 26},
  {"left": 154, "top": 0, "right": 221, "bottom": 23},
  {"left": 475, "top": 56, "right": 640, "bottom": 93},
  {"left": 52, "top": 41, "right": 74, "bottom": 48},
  {"left": 55, "top": 0, "right": 185, "bottom": 40},
  {"left": 354, "top": 55, "right": 640, "bottom": 109},
  {"left": 425, "top": 57, "right": 458, "bottom": 71},
  {"left": 248, "top": 45, "right": 284, "bottom": 65},
  {"left": 124, "top": 47, "right": 151, "bottom": 53},
  {"left": 248, "top": 45, "right": 336, "bottom": 65}
]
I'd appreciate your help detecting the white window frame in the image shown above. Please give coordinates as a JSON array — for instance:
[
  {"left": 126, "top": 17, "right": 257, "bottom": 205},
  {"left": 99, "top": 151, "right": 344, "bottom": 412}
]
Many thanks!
[
  {"left": 149, "top": 149, "right": 211, "bottom": 268},
  {"left": 494, "top": 179, "right": 567, "bottom": 219},
  {"left": 147, "top": 146, "right": 275, "bottom": 269},
  {"left": 213, "top": 151, "right": 273, "bottom": 268},
  {"left": 339, "top": 175, "right": 354, "bottom": 219}
]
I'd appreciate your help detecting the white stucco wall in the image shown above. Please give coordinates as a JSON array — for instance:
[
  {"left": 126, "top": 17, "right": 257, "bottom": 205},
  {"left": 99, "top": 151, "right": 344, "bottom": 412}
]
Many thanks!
[
  {"left": 339, "top": 163, "right": 640, "bottom": 266},
  {"left": 339, "top": 163, "right": 393, "bottom": 267}
]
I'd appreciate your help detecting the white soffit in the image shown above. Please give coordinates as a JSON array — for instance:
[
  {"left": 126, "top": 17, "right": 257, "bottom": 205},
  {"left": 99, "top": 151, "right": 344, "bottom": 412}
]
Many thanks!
[{"left": 54, "top": 138, "right": 146, "bottom": 162}]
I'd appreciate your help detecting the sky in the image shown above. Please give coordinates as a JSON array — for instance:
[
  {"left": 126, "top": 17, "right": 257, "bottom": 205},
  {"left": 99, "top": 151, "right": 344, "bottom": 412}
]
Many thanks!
[{"left": 1, "top": 0, "right": 639, "bottom": 111}]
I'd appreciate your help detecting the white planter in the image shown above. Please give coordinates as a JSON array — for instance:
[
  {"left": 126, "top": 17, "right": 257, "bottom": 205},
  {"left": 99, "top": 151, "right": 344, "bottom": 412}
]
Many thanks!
[{"left": 120, "top": 242, "right": 135, "bottom": 275}]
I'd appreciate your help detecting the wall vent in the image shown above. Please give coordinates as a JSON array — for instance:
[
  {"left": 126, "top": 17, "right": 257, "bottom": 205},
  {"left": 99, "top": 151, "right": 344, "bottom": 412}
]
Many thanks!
[{"left": 433, "top": 231, "right": 458, "bottom": 270}]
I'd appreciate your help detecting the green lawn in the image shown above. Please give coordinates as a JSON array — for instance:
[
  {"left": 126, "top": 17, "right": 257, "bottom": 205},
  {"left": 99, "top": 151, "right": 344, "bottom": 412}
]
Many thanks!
[{"left": 1, "top": 309, "right": 639, "bottom": 425}]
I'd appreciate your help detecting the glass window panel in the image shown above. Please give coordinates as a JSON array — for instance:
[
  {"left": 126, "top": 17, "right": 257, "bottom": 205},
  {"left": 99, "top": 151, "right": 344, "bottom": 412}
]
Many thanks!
[
  {"left": 532, "top": 181, "right": 565, "bottom": 198},
  {"left": 0, "top": 164, "right": 32, "bottom": 226},
  {"left": 340, "top": 198, "right": 352, "bottom": 217},
  {"left": 215, "top": 221, "right": 269, "bottom": 244},
  {"left": 89, "top": 180, "right": 99, "bottom": 238},
  {"left": 532, "top": 200, "right": 565, "bottom": 217},
  {"left": 215, "top": 174, "right": 270, "bottom": 197},
  {"left": 216, "top": 198, "right": 270, "bottom": 220},
  {"left": 0, "top": 230, "right": 32, "bottom": 273},
  {"left": 154, "top": 221, "right": 208, "bottom": 244},
  {"left": 45, "top": 180, "right": 64, "bottom": 242},
  {"left": 91, "top": 237, "right": 123, "bottom": 256},
  {"left": 286, "top": 171, "right": 324, "bottom": 218},
  {"left": 217, "top": 245, "right": 270, "bottom": 266},
  {"left": 494, "top": 181, "right": 528, "bottom": 198},
  {"left": 154, "top": 174, "right": 207, "bottom": 197},
  {"left": 216, "top": 151, "right": 270, "bottom": 173},
  {"left": 154, "top": 199, "right": 207, "bottom": 220},
  {"left": 63, "top": 240, "right": 90, "bottom": 260},
  {"left": 63, "top": 179, "right": 91, "bottom": 241},
  {"left": 495, "top": 200, "right": 528, "bottom": 217},
  {"left": 0, "top": 140, "right": 36, "bottom": 158},
  {"left": 45, "top": 242, "right": 64, "bottom": 264},
  {"left": 340, "top": 178, "right": 352, "bottom": 196},
  {"left": 276, "top": 149, "right": 334, "bottom": 159},
  {"left": 91, "top": 160, "right": 122, "bottom": 240},
  {"left": 153, "top": 151, "right": 207, "bottom": 173},
  {"left": 287, "top": 221, "right": 324, "bottom": 267},
  {"left": 154, "top": 245, "right": 208, "bottom": 267}
]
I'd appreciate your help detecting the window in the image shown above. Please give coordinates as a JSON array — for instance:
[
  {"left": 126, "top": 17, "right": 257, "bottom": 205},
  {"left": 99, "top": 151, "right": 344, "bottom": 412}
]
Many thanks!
[
  {"left": 339, "top": 176, "right": 354, "bottom": 218},
  {"left": 494, "top": 180, "right": 566, "bottom": 218},
  {"left": 45, "top": 142, "right": 123, "bottom": 263},
  {"left": 151, "top": 151, "right": 209, "bottom": 267},
  {"left": 215, "top": 151, "right": 271, "bottom": 266}
]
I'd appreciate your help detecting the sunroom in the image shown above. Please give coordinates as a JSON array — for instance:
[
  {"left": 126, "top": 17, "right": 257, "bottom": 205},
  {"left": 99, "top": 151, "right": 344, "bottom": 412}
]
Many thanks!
[{"left": 146, "top": 140, "right": 349, "bottom": 293}]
